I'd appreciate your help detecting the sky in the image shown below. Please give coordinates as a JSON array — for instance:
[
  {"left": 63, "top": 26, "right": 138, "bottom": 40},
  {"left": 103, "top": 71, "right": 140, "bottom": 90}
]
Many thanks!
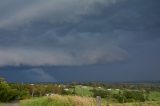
[{"left": 0, "top": 0, "right": 160, "bottom": 82}]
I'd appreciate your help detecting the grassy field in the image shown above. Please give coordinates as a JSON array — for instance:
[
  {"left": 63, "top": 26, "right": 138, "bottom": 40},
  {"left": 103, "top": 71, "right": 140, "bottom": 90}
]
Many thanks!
[
  {"left": 1, "top": 85, "right": 159, "bottom": 106},
  {"left": 71, "top": 85, "right": 119, "bottom": 97},
  {"left": 20, "top": 95, "right": 96, "bottom": 106},
  {"left": 74, "top": 85, "right": 93, "bottom": 96},
  {"left": 20, "top": 95, "right": 160, "bottom": 106},
  {"left": 19, "top": 86, "right": 160, "bottom": 106},
  {"left": 149, "top": 91, "right": 160, "bottom": 101}
]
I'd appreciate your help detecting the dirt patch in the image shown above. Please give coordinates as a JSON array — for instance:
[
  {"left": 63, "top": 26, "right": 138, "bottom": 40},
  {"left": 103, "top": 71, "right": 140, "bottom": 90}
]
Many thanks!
[{"left": 2, "top": 103, "right": 19, "bottom": 106}]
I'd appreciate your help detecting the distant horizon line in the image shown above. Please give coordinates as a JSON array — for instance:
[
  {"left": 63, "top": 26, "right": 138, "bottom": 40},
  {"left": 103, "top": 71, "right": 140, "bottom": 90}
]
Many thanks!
[{"left": 7, "top": 80, "right": 160, "bottom": 84}]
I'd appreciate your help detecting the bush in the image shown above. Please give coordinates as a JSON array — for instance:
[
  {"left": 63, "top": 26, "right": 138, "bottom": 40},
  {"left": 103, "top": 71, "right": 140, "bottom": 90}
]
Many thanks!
[
  {"left": 0, "top": 78, "right": 30, "bottom": 102},
  {"left": 113, "top": 90, "right": 146, "bottom": 103},
  {"left": 123, "top": 90, "right": 146, "bottom": 102},
  {"left": 91, "top": 89, "right": 110, "bottom": 98},
  {"left": 0, "top": 79, "right": 18, "bottom": 102},
  {"left": 113, "top": 93, "right": 126, "bottom": 103}
]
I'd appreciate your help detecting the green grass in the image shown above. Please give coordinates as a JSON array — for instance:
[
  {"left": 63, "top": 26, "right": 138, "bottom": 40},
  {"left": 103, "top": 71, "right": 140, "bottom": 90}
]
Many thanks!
[
  {"left": 74, "top": 85, "right": 93, "bottom": 96},
  {"left": 20, "top": 95, "right": 96, "bottom": 106},
  {"left": 149, "top": 91, "right": 160, "bottom": 101},
  {"left": 20, "top": 94, "right": 160, "bottom": 106},
  {"left": 108, "top": 101, "right": 160, "bottom": 106},
  {"left": 20, "top": 86, "right": 160, "bottom": 106},
  {"left": 71, "top": 85, "right": 120, "bottom": 97}
]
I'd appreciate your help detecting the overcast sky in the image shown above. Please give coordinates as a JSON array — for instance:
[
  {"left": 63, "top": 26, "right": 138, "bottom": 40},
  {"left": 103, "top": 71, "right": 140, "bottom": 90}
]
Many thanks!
[{"left": 0, "top": 0, "right": 160, "bottom": 82}]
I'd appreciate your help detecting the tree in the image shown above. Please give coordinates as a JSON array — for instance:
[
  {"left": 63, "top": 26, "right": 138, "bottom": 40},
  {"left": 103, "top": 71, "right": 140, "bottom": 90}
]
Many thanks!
[{"left": 0, "top": 77, "right": 18, "bottom": 102}]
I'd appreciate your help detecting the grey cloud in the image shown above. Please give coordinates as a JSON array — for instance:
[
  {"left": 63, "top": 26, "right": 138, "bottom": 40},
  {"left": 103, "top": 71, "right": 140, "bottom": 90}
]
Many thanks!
[
  {"left": 0, "top": 0, "right": 126, "bottom": 29},
  {"left": 0, "top": 43, "right": 127, "bottom": 66},
  {"left": 0, "top": 0, "right": 160, "bottom": 82},
  {"left": 0, "top": 0, "right": 159, "bottom": 67}
]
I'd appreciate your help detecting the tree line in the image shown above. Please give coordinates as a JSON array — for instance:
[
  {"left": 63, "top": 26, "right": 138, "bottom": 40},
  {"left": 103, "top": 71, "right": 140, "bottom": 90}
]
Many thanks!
[{"left": 0, "top": 77, "right": 159, "bottom": 103}]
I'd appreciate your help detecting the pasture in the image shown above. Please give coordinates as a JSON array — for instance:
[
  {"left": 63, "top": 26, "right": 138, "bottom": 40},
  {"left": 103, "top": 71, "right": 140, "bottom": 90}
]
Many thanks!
[
  {"left": 20, "top": 95, "right": 160, "bottom": 106},
  {"left": 20, "top": 85, "right": 160, "bottom": 106},
  {"left": 149, "top": 91, "right": 160, "bottom": 101},
  {"left": 69, "top": 85, "right": 120, "bottom": 97}
]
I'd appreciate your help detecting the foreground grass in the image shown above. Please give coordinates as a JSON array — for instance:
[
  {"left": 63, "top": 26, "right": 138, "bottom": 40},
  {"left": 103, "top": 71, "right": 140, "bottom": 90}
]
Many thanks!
[
  {"left": 108, "top": 101, "right": 160, "bottom": 106},
  {"left": 20, "top": 95, "right": 96, "bottom": 106},
  {"left": 20, "top": 95, "right": 160, "bottom": 106},
  {"left": 149, "top": 91, "right": 160, "bottom": 101}
]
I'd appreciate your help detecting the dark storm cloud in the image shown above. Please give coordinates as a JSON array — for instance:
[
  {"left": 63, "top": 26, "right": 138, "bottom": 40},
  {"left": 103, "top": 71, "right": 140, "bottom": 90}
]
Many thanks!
[
  {"left": 21, "top": 68, "right": 57, "bottom": 82},
  {"left": 0, "top": 0, "right": 160, "bottom": 82},
  {"left": 0, "top": 67, "right": 57, "bottom": 82},
  {"left": 0, "top": 0, "right": 129, "bottom": 66}
]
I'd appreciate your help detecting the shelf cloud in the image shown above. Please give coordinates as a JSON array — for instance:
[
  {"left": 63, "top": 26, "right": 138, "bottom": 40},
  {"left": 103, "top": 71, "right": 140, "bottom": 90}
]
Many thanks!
[
  {"left": 0, "top": 0, "right": 160, "bottom": 79},
  {"left": 0, "top": 0, "right": 130, "bottom": 67},
  {"left": 0, "top": 0, "right": 160, "bottom": 82}
]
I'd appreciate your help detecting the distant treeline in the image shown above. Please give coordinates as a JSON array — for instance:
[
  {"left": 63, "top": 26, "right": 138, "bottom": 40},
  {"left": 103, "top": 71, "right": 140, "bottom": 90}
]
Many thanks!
[
  {"left": 70, "top": 82, "right": 160, "bottom": 92},
  {"left": 0, "top": 77, "right": 160, "bottom": 103}
]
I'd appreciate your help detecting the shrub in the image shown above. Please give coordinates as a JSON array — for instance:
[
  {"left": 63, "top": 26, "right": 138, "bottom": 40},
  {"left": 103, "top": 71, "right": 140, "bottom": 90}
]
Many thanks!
[
  {"left": 123, "top": 90, "right": 146, "bottom": 102},
  {"left": 91, "top": 89, "right": 110, "bottom": 98}
]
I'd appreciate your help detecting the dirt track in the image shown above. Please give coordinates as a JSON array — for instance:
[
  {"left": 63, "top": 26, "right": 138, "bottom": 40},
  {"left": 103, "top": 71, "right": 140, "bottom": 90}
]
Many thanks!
[{"left": 2, "top": 103, "right": 19, "bottom": 106}]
